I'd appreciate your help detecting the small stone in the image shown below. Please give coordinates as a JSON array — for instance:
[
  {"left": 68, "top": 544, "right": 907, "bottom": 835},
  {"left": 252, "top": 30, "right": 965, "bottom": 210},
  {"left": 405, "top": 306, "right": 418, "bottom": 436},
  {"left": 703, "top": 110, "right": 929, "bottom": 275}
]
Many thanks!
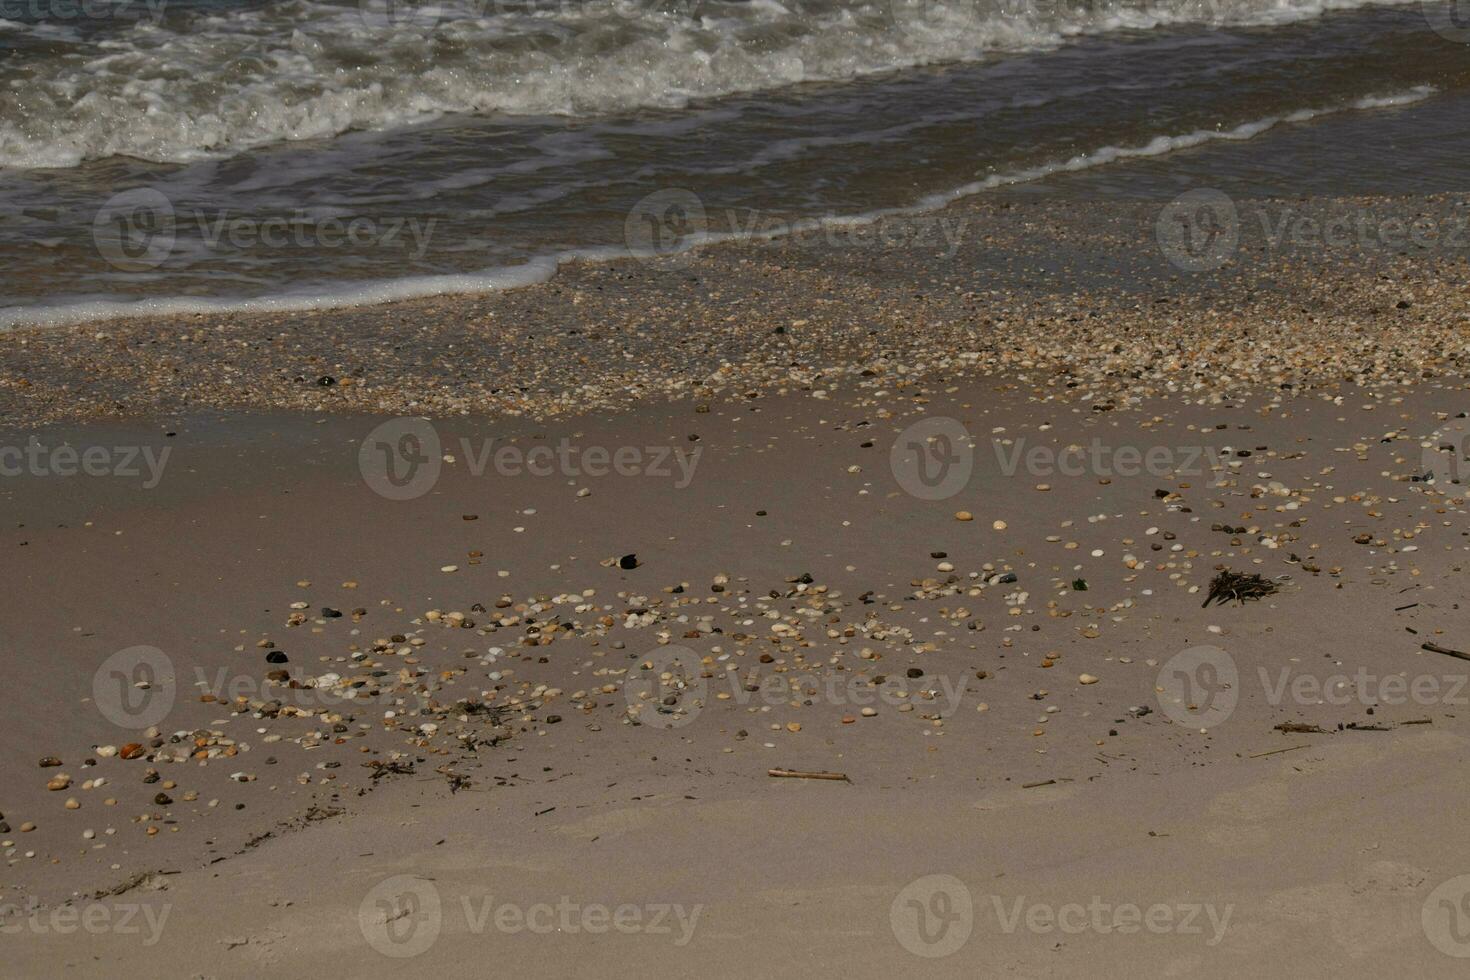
[
  {"left": 955, "top": 511, "right": 973, "bottom": 522},
  {"left": 786, "top": 722, "right": 801, "bottom": 733},
  {"left": 64, "top": 798, "right": 80, "bottom": 810},
  {"left": 992, "top": 519, "right": 1008, "bottom": 531},
  {"left": 119, "top": 744, "right": 146, "bottom": 760},
  {"left": 46, "top": 774, "right": 71, "bottom": 791},
  {"left": 38, "top": 757, "right": 62, "bottom": 768},
  {"left": 860, "top": 707, "right": 878, "bottom": 717},
  {"left": 1079, "top": 674, "right": 1099, "bottom": 685}
]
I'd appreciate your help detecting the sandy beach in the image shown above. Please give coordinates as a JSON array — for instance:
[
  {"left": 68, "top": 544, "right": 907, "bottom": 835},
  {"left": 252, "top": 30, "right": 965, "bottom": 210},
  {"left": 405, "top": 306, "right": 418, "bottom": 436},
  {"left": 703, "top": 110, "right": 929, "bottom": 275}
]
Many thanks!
[
  {"left": 5, "top": 168, "right": 1470, "bottom": 973},
  {"left": 6, "top": 7, "right": 1470, "bottom": 960}
]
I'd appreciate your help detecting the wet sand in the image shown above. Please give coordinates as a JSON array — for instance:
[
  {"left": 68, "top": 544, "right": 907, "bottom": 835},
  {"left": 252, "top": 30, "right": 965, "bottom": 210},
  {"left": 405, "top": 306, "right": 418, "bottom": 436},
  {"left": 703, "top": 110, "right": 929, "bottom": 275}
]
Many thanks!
[{"left": 4, "top": 186, "right": 1470, "bottom": 425}]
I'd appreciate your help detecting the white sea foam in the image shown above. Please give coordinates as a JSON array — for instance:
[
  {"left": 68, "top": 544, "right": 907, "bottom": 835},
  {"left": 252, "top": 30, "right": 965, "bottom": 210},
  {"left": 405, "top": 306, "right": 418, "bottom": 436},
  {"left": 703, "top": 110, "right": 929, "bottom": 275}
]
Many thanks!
[
  {"left": 910, "top": 85, "right": 1438, "bottom": 210},
  {"left": 0, "top": 0, "right": 1424, "bottom": 168},
  {"left": 0, "top": 257, "right": 564, "bottom": 329}
]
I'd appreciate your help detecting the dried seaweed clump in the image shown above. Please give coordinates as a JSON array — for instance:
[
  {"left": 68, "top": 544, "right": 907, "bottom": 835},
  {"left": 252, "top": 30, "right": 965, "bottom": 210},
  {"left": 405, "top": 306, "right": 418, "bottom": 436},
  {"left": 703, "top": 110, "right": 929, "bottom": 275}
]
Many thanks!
[{"left": 1202, "top": 570, "right": 1279, "bottom": 607}]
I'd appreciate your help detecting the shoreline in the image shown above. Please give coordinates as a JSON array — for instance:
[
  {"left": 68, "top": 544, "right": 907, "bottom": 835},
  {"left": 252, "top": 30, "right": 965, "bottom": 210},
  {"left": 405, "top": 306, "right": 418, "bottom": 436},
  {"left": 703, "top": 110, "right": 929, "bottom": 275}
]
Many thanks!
[
  {"left": 5, "top": 185, "right": 1470, "bottom": 428},
  {"left": 0, "top": 79, "right": 1442, "bottom": 336}
]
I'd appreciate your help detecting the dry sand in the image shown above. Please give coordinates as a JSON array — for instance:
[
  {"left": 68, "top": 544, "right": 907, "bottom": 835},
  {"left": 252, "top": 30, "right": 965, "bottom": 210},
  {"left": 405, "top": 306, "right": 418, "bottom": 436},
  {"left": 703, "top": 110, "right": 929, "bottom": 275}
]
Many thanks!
[{"left": 4, "top": 368, "right": 1470, "bottom": 975}]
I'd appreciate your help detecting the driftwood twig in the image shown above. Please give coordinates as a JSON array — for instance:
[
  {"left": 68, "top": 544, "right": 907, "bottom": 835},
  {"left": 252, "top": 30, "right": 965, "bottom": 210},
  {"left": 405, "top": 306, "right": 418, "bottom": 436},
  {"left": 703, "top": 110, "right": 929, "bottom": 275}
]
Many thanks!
[
  {"left": 1423, "top": 642, "right": 1470, "bottom": 661},
  {"left": 768, "top": 768, "right": 850, "bottom": 782}
]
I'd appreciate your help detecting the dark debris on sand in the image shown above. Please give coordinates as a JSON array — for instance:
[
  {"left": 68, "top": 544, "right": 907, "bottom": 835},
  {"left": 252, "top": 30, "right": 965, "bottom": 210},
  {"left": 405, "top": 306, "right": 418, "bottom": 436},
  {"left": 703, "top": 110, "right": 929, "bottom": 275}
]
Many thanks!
[{"left": 1201, "top": 570, "right": 1279, "bottom": 608}]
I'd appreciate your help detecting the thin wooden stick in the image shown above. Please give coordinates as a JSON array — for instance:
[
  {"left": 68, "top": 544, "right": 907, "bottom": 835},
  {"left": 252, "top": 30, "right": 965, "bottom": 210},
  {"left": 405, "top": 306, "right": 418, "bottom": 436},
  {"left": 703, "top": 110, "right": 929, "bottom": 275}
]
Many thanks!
[
  {"left": 1248, "top": 743, "right": 1309, "bottom": 759},
  {"left": 1423, "top": 642, "right": 1470, "bottom": 661},
  {"left": 768, "top": 768, "right": 849, "bottom": 782}
]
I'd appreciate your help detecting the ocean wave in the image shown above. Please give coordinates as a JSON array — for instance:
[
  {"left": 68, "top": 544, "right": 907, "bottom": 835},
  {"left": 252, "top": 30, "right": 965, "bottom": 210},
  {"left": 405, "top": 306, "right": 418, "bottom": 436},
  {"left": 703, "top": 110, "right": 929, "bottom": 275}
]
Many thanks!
[{"left": 0, "top": 0, "right": 1423, "bottom": 168}]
